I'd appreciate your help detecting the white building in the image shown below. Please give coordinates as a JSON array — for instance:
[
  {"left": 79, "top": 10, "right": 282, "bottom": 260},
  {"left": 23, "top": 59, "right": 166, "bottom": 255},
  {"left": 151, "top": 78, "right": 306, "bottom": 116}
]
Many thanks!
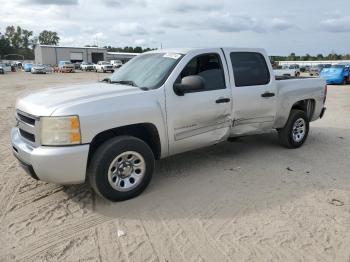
[{"left": 34, "top": 45, "right": 140, "bottom": 66}]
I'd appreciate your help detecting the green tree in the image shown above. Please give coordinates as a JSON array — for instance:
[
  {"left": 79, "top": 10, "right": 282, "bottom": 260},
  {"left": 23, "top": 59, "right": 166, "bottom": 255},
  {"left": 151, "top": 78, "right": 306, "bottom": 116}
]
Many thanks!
[
  {"left": 22, "top": 29, "right": 33, "bottom": 49},
  {"left": 316, "top": 54, "right": 324, "bottom": 60},
  {"left": 0, "top": 32, "right": 13, "bottom": 58},
  {"left": 38, "top": 30, "right": 60, "bottom": 45},
  {"left": 5, "top": 26, "right": 22, "bottom": 48}
]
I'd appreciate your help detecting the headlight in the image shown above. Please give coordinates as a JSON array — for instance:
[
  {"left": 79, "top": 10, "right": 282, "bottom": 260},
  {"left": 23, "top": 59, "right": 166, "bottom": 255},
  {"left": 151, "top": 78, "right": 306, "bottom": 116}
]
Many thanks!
[{"left": 40, "top": 116, "right": 81, "bottom": 146}]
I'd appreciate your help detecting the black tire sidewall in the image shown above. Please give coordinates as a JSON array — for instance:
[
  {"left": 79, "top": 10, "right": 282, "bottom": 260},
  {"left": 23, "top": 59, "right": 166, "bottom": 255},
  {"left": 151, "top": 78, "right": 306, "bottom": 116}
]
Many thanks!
[
  {"left": 286, "top": 110, "right": 309, "bottom": 148},
  {"left": 89, "top": 136, "right": 154, "bottom": 201}
]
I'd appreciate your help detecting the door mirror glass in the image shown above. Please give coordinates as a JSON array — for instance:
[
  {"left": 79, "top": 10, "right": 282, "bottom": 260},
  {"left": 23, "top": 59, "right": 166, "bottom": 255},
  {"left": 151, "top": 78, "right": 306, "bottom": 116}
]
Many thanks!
[{"left": 174, "top": 75, "right": 205, "bottom": 96}]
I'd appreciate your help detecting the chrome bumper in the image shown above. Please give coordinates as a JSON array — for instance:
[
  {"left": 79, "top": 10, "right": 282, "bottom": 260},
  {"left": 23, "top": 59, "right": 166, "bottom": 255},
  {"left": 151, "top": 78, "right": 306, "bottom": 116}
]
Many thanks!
[{"left": 11, "top": 127, "right": 89, "bottom": 184}]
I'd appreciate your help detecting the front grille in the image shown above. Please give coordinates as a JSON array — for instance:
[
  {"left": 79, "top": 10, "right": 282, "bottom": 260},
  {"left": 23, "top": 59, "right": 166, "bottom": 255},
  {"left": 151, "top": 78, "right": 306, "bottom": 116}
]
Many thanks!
[
  {"left": 16, "top": 111, "right": 38, "bottom": 145},
  {"left": 17, "top": 112, "right": 35, "bottom": 125},
  {"left": 19, "top": 129, "right": 35, "bottom": 142}
]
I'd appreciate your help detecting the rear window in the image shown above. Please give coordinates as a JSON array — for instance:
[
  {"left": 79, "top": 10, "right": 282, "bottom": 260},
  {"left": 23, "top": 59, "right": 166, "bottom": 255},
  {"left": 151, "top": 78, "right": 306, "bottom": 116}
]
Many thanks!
[{"left": 230, "top": 52, "right": 270, "bottom": 87}]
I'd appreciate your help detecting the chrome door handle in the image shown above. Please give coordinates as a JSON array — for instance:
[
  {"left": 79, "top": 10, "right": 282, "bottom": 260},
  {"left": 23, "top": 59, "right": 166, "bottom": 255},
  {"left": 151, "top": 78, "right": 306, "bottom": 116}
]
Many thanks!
[
  {"left": 216, "top": 98, "right": 231, "bottom": 103},
  {"left": 261, "top": 92, "right": 275, "bottom": 98}
]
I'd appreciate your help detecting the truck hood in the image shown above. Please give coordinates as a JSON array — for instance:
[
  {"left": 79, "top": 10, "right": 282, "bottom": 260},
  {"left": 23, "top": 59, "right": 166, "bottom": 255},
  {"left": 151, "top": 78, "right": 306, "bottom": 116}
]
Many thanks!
[{"left": 16, "top": 82, "right": 143, "bottom": 116}]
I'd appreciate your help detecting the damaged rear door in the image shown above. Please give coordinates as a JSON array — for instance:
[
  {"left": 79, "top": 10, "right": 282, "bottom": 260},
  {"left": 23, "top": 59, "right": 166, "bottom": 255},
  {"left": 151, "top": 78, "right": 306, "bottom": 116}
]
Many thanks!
[{"left": 165, "top": 49, "right": 233, "bottom": 155}]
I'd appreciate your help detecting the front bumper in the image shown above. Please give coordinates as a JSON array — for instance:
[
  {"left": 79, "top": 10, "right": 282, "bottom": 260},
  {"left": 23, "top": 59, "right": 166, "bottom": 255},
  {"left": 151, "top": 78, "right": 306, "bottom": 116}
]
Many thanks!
[
  {"left": 32, "top": 69, "right": 46, "bottom": 74},
  {"left": 11, "top": 127, "right": 89, "bottom": 184},
  {"left": 325, "top": 78, "right": 343, "bottom": 85},
  {"left": 320, "top": 107, "right": 326, "bottom": 119}
]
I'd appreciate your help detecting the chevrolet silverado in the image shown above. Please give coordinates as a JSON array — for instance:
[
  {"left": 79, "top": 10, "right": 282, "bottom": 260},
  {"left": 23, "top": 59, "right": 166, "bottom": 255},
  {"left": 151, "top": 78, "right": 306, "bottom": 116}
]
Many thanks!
[{"left": 11, "top": 48, "right": 327, "bottom": 201}]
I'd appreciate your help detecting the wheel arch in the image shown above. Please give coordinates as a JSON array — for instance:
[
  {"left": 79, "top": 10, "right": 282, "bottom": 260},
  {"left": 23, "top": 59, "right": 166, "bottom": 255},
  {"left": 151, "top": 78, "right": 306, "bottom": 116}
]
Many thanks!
[
  {"left": 290, "top": 99, "right": 315, "bottom": 121},
  {"left": 87, "top": 123, "right": 161, "bottom": 167}
]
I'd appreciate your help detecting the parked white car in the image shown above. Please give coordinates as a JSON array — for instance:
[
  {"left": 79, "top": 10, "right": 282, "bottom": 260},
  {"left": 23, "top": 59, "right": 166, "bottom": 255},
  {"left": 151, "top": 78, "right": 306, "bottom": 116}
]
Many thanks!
[
  {"left": 11, "top": 48, "right": 327, "bottom": 201},
  {"left": 0, "top": 63, "right": 11, "bottom": 74},
  {"left": 110, "top": 60, "right": 123, "bottom": 68},
  {"left": 58, "top": 61, "right": 75, "bottom": 73},
  {"left": 31, "top": 64, "right": 52, "bottom": 74},
  {"left": 274, "top": 64, "right": 300, "bottom": 77},
  {"left": 80, "top": 62, "right": 94, "bottom": 71},
  {"left": 94, "top": 61, "right": 114, "bottom": 73}
]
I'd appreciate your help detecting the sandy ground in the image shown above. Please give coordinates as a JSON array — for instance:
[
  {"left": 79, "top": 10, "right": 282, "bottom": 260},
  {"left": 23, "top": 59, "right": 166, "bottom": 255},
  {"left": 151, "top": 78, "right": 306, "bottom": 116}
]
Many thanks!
[{"left": 0, "top": 71, "right": 350, "bottom": 262}]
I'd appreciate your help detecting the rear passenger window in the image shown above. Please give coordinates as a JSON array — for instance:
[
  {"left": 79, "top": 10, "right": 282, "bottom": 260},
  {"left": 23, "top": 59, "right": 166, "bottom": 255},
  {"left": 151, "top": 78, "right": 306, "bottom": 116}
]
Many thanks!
[
  {"left": 179, "top": 53, "right": 226, "bottom": 91},
  {"left": 230, "top": 52, "right": 270, "bottom": 87}
]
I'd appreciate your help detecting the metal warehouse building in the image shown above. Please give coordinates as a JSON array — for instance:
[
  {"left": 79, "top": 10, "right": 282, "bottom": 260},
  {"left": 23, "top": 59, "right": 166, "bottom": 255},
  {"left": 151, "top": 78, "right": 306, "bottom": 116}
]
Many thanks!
[
  {"left": 34, "top": 45, "right": 140, "bottom": 66},
  {"left": 106, "top": 52, "right": 139, "bottom": 63},
  {"left": 35, "top": 45, "right": 109, "bottom": 65}
]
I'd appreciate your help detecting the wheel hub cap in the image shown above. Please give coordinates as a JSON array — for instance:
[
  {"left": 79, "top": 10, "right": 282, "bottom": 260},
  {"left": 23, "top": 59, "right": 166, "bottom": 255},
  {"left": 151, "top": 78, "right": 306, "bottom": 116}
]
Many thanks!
[
  {"left": 108, "top": 151, "right": 146, "bottom": 192},
  {"left": 118, "top": 161, "right": 133, "bottom": 178},
  {"left": 292, "top": 118, "right": 306, "bottom": 142}
]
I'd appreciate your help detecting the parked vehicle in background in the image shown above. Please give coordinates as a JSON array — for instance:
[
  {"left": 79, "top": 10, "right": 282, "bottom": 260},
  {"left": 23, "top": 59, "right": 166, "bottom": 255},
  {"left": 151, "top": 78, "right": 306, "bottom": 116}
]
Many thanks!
[
  {"left": 94, "top": 61, "right": 114, "bottom": 72},
  {"left": 23, "top": 63, "right": 33, "bottom": 72},
  {"left": 320, "top": 64, "right": 350, "bottom": 85},
  {"left": 110, "top": 60, "right": 123, "bottom": 68},
  {"left": 309, "top": 64, "right": 324, "bottom": 76},
  {"left": 74, "top": 62, "right": 82, "bottom": 70},
  {"left": 31, "top": 64, "right": 52, "bottom": 74},
  {"left": 80, "top": 62, "right": 94, "bottom": 71},
  {"left": 0, "top": 63, "right": 11, "bottom": 74},
  {"left": 274, "top": 64, "right": 300, "bottom": 77},
  {"left": 310, "top": 64, "right": 331, "bottom": 76},
  {"left": 58, "top": 61, "right": 75, "bottom": 73},
  {"left": 11, "top": 47, "right": 327, "bottom": 201},
  {"left": 300, "top": 65, "right": 310, "bottom": 73}
]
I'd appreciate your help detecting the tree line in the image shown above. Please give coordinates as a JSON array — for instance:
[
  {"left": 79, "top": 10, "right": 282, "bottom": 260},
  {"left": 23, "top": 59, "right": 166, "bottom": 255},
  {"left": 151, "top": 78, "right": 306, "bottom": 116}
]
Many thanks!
[
  {"left": 84, "top": 45, "right": 155, "bottom": 53},
  {"left": 271, "top": 52, "right": 350, "bottom": 62}
]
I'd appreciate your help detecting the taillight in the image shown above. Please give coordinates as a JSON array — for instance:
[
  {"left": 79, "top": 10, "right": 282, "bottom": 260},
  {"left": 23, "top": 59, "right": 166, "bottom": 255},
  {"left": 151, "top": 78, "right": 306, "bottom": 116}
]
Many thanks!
[{"left": 323, "top": 85, "right": 327, "bottom": 104}]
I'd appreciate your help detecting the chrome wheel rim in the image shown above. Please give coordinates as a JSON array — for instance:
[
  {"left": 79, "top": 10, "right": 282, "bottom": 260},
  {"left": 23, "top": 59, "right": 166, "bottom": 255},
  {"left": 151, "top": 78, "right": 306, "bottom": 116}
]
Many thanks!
[
  {"left": 108, "top": 151, "right": 146, "bottom": 192},
  {"left": 292, "top": 118, "right": 306, "bottom": 142}
]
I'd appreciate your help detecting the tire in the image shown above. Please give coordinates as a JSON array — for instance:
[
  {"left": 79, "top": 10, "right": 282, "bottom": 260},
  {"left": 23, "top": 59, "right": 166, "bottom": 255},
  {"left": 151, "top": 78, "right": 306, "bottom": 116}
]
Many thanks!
[
  {"left": 88, "top": 136, "right": 155, "bottom": 201},
  {"left": 342, "top": 79, "right": 347, "bottom": 85},
  {"left": 277, "top": 109, "right": 309, "bottom": 148}
]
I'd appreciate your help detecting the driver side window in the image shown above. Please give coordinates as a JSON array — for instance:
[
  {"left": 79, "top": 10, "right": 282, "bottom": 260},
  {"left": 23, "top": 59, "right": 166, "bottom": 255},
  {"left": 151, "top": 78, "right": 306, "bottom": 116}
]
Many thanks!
[{"left": 178, "top": 53, "right": 226, "bottom": 91}]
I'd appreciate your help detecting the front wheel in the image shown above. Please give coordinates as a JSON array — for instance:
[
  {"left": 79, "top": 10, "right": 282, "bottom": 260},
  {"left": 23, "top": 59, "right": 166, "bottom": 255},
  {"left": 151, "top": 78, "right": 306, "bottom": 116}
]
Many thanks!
[
  {"left": 88, "top": 136, "right": 155, "bottom": 201},
  {"left": 277, "top": 109, "right": 309, "bottom": 148}
]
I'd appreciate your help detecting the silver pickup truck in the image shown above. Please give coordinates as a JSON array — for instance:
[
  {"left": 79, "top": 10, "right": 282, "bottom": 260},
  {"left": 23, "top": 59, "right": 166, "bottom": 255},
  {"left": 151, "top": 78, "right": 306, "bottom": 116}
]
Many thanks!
[{"left": 11, "top": 48, "right": 327, "bottom": 201}]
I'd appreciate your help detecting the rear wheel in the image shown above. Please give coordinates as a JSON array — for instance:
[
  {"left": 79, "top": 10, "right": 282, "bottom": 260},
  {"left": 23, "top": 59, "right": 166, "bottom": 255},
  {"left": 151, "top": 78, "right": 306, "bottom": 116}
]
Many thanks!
[
  {"left": 277, "top": 109, "right": 309, "bottom": 148},
  {"left": 88, "top": 136, "right": 155, "bottom": 201}
]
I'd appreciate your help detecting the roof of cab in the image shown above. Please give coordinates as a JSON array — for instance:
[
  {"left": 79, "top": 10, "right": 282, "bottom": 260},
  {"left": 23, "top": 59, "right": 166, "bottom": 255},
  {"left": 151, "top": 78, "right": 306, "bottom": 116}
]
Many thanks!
[{"left": 145, "top": 47, "right": 267, "bottom": 55}]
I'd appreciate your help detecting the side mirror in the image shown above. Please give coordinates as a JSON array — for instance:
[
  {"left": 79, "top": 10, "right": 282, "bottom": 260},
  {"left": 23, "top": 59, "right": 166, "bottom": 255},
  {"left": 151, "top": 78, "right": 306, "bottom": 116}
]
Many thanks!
[{"left": 173, "top": 75, "right": 205, "bottom": 96}]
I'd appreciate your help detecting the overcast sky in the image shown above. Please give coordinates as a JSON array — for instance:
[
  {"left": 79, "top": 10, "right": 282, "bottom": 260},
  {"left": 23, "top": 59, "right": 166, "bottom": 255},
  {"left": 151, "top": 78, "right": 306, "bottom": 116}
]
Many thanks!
[{"left": 1, "top": 0, "right": 349, "bottom": 55}]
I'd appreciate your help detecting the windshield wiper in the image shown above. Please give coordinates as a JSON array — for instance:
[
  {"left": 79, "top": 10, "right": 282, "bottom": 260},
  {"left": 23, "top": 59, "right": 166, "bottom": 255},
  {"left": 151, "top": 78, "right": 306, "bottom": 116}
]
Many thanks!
[
  {"left": 110, "top": 80, "right": 138, "bottom": 87},
  {"left": 109, "top": 80, "right": 150, "bottom": 91}
]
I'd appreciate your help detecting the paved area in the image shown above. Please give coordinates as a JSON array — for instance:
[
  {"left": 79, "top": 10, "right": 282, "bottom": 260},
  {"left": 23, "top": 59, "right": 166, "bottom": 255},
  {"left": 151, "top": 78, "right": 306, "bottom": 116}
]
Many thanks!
[{"left": 0, "top": 71, "right": 349, "bottom": 261}]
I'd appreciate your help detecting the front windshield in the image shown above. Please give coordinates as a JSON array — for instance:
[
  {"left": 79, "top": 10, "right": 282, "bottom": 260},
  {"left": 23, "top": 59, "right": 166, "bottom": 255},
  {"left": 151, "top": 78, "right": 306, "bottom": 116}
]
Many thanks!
[{"left": 110, "top": 53, "right": 183, "bottom": 89}]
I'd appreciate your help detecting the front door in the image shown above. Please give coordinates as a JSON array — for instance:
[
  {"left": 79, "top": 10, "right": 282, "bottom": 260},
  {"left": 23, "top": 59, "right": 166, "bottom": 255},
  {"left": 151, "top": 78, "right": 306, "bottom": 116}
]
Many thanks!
[{"left": 165, "top": 49, "right": 232, "bottom": 156}]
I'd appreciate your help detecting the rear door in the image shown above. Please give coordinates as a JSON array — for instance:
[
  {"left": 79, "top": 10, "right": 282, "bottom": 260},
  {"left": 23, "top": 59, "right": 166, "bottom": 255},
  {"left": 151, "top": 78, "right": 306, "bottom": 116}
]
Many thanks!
[{"left": 223, "top": 49, "right": 277, "bottom": 135}]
